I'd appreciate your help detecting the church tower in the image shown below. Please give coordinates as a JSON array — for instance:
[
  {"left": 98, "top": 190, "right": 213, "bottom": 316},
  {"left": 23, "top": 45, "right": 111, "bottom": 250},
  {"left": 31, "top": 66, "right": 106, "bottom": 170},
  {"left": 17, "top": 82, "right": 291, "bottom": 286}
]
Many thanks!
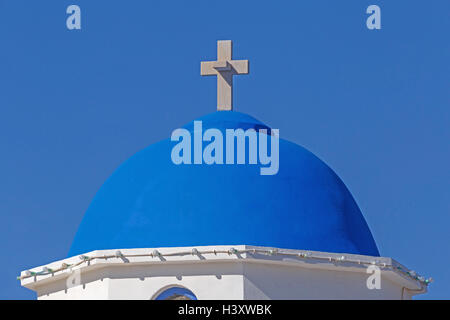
[{"left": 19, "top": 41, "right": 430, "bottom": 300}]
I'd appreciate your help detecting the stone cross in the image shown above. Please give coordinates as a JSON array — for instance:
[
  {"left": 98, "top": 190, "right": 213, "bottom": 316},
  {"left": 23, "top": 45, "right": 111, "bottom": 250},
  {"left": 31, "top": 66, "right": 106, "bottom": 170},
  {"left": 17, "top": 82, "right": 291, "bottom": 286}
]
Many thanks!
[{"left": 201, "top": 40, "right": 249, "bottom": 111}]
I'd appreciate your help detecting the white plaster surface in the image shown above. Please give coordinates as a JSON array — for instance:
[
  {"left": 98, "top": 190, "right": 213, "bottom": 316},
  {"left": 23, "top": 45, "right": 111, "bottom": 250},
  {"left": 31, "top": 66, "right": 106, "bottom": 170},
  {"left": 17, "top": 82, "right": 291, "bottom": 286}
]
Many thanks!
[{"left": 20, "top": 245, "right": 426, "bottom": 300}]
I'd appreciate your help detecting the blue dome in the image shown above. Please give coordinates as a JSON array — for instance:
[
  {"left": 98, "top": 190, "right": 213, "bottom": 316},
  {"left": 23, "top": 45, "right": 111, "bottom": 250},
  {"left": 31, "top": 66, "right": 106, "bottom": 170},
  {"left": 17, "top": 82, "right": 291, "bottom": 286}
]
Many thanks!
[{"left": 68, "top": 111, "right": 379, "bottom": 257}]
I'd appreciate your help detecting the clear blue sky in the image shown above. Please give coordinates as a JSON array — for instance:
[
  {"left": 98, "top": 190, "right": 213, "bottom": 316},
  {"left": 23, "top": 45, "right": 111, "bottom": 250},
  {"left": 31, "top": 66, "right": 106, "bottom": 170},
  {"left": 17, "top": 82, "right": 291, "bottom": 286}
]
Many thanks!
[{"left": 0, "top": 0, "right": 448, "bottom": 299}]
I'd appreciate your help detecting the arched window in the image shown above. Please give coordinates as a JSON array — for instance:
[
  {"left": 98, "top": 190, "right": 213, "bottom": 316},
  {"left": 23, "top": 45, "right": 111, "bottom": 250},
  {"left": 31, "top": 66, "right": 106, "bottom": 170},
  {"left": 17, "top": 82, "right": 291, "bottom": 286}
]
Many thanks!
[{"left": 153, "top": 286, "right": 197, "bottom": 300}]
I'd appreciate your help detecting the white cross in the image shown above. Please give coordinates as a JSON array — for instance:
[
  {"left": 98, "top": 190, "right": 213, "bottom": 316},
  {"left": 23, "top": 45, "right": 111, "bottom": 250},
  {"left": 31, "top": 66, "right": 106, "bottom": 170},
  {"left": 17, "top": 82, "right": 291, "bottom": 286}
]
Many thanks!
[{"left": 201, "top": 40, "right": 249, "bottom": 111}]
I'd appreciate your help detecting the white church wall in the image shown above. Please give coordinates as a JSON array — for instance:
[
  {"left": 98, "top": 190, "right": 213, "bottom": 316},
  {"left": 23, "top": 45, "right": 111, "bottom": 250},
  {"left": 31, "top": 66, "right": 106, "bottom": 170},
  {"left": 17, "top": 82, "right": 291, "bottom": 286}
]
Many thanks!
[
  {"left": 36, "top": 261, "right": 409, "bottom": 300},
  {"left": 107, "top": 262, "right": 244, "bottom": 300},
  {"left": 36, "top": 261, "right": 245, "bottom": 300},
  {"left": 21, "top": 246, "right": 426, "bottom": 300},
  {"left": 38, "top": 268, "right": 110, "bottom": 300},
  {"left": 242, "top": 262, "right": 404, "bottom": 300}
]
